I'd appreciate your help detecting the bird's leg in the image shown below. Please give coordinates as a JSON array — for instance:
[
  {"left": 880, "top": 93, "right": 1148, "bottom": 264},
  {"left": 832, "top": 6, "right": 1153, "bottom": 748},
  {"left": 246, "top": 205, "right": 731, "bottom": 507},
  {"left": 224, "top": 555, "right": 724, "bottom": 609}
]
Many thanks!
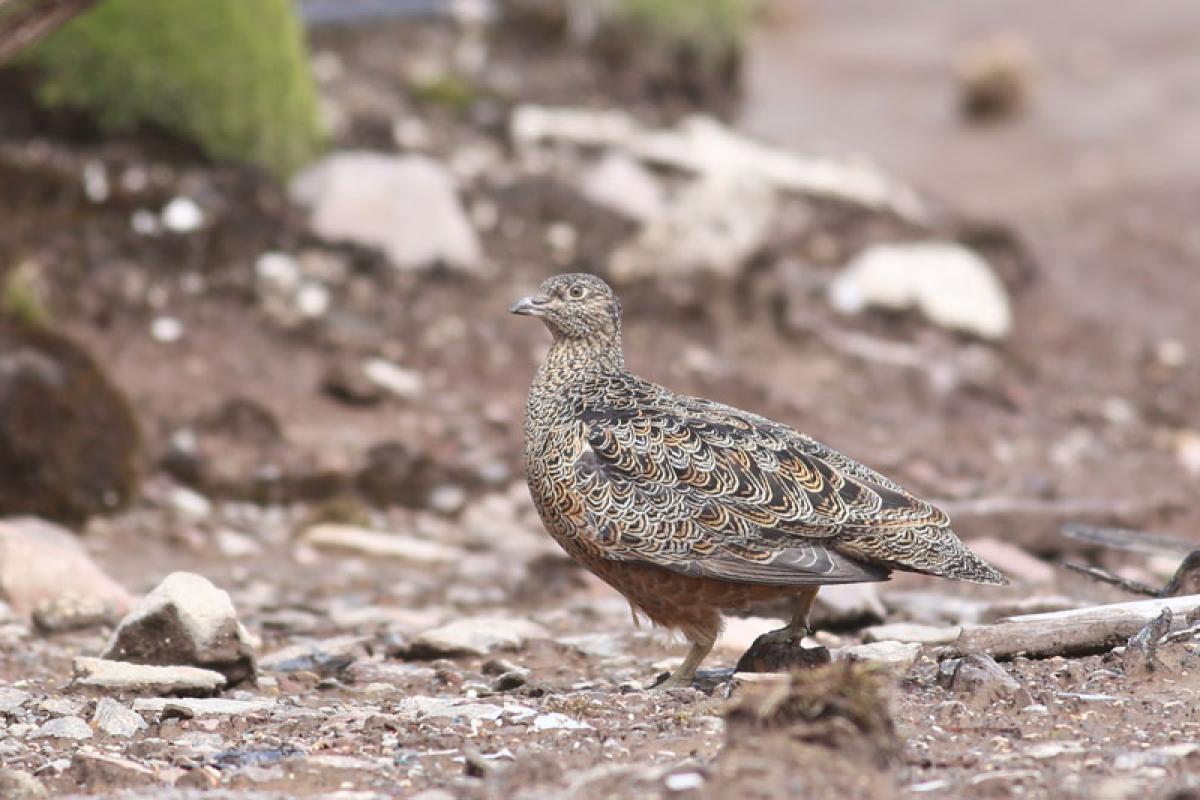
[
  {"left": 656, "top": 636, "right": 715, "bottom": 690},
  {"left": 735, "top": 588, "right": 830, "bottom": 672}
]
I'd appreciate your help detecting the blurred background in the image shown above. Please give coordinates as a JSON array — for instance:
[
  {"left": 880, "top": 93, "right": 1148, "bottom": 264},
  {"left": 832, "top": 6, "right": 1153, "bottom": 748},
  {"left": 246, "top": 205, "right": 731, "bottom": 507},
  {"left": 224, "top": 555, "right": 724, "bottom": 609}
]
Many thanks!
[{"left": 0, "top": 0, "right": 1198, "bottom": 795}]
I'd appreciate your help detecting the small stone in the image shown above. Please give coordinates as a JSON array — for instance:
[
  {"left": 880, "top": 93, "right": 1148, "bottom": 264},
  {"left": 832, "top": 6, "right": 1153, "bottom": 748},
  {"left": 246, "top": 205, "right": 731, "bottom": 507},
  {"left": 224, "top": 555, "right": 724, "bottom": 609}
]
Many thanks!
[
  {"left": 0, "top": 686, "right": 30, "bottom": 714},
  {"left": 132, "top": 697, "right": 275, "bottom": 717},
  {"left": 214, "top": 529, "right": 262, "bottom": 558},
  {"left": 290, "top": 152, "right": 485, "bottom": 275},
  {"left": 39, "top": 696, "right": 85, "bottom": 717},
  {"left": 165, "top": 485, "right": 212, "bottom": 519},
  {"left": 828, "top": 241, "right": 1012, "bottom": 340},
  {"left": 302, "top": 524, "right": 462, "bottom": 564},
  {"left": 862, "top": 623, "right": 962, "bottom": 645},
  {"left": 429, "top": 485, "right": 468, "bottom": 515},
  {"left": 532, "top": 712, "right": 592, "bottom": 731},
  {"left": 837, "top": 640, "right": 922, "bottom": 671},
  {"left": 0, "top": 768, "right": 47, "bottom": 800},
  {"left": 73, "top": 657, "right": 227, "bottom": 695},
  {"left": 362, "top": 359, "right": 425, "bottom": 400},
  {"left": 665, "top": 771, "right": 706, "bottom": 792},
  {"left": 35, "top": 715, "right": 92, "bottom": 740},
  {"left": 92, "top": 698, "right": 148, "bottom": 737},
  {"left": 0, "top": 518, "right": 134, "bottom": 620},
  {"left": 102, "top": 572, "right": 256, "bottom": 687},
  {"left": 955, "top": 32, "right": 1035, "bottom": 122},
  {"left": 32, "top": 595, "right": 117, "bottom": 633},
  {"left": 409, "top": 617, "right": 550, "bottom": 658},
  {"left": 150, "top": 317, "right": 184, "bottom": 343},
  {"left": 579, "top": 151, "right": 665, "bottom": 223},
  {"left": 68, "top": 753, "right": 155, "bottom": 787},
  {"left": 396, "top": 697, "right": 504, "bottom": 723},
  {"left": 161, "top": 197, "right": 204, "bottom": 233},
  {"left": 1175, "top": 431, "right": 1200, "bottom": 477},
  {"left": 938, "top": 652, "right": 1022, "bottom": 705},
  {"left": 1123, "top": 608, "right": 1172, "bottom": 676}
]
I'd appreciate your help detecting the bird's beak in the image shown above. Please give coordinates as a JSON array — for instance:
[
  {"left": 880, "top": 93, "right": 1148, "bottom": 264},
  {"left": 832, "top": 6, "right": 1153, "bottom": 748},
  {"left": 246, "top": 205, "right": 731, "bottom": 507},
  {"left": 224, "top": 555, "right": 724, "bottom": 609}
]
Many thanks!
[{"left": 508, "top": 293, "right": 550, "bottom": 317}]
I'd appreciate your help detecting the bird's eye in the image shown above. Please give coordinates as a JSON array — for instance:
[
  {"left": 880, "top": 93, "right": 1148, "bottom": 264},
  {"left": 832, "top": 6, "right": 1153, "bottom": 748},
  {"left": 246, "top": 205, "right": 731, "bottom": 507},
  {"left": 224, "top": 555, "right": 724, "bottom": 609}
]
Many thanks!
[{"left": 568, "top": 286, "right": 587, "bottom": 300}]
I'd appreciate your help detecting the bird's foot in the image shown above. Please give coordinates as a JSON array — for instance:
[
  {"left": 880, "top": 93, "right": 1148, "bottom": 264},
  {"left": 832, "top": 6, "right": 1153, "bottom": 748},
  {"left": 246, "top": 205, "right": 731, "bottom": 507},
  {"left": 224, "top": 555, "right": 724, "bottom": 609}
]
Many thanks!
[
  {"left": 734, "top": 628, "right": 830, "bottom": 673},
  {"left": 648, "top": 667, "right": 736, "bottom": 693}
]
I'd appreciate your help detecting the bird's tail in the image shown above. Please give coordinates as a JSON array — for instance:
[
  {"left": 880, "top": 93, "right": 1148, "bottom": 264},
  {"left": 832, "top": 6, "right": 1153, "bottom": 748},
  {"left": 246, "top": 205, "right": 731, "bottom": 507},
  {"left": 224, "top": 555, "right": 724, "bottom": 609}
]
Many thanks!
[{"left": 839, "top": 525, "right": 1009, "bottom": 586}]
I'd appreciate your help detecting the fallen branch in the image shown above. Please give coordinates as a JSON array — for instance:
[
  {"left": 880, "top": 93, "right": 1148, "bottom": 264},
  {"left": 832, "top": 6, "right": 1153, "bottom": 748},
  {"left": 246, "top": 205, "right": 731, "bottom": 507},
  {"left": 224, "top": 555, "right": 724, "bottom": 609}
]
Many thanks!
[
  {"left": 0, "top": 0, "right": 96, "bottom": 65},
  {"left": 1062, "top": 561, "right": 1158, "bottom": 597},
  {"left": 947, "top": 593, "right": 1200, "bottom": 660},
  {"left": 1060, "top": 523, "right": 1195, "bottom": 557}
]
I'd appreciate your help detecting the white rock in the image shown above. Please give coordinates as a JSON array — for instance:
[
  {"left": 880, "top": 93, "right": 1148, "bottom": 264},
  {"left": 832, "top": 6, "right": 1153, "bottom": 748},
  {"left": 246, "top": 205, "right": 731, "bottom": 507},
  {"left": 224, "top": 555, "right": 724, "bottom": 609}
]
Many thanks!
[
  {"left": 255, "top": 251, "right": 301, "bottom": 289},
  {"left": 665, "top": 772, "right": 706, "bottom": 791},
  {"left": 0, "top": 686, "right": 30, "bottom": 714},
  {"left": 35, "top": 716, "right": 92, "bottom": 740},
  {"left": 532, "top": 712, "right": 592, "bottom": 731},
  {"left": 397, "top": 697, "right": 504, "bottom": 723},
  {"left": 610, "top": 174, "right": 776, "bottom": 284},
  {"left": 0, "top": 768, "right": 47, "bottom": 800},
  {"left": 214, "top": 529, "right": 262, "bottom": 558},
  {"left": 161, "top": 197, "right": 204, "bottom": 233},
  {"left": 410, "top": 617, "right": 550, "bottom": 657},
  {"left": 836, "top": 640, "right": 922, "bottom": 670},
  {"left": 302, "top": 524, "right": 462, "bottom": 564},
  {"left": 862, "top": 623, "right": 963, "bottom": 645},
  {"left": 73, "top": 657, "right": 227, "bottom": 694},
  {"left": 812, "top": 583, "right": 886, "bottom": 627},
  {"left": 92, "top": 698, "right": 148, "bottom": 737},
  {"left": 0, "top": 518, "right": 134, "bottom": 619},
  {"left": 103, "top": 572, "right": 255, "bottom": 686},
  {"left": 579, "top": 151, "right": 665, "bottom": 223},
  {"left": 150, "top": 316, "right": 184, "bottom": 343},
  {"left": 362, "top": 359, "right": 425, "bottom": 400},
  {"left": 828, "top": 241, "right": 1012, "bottom": 340},
  {"left": 511, "top": 105, "right": 640, "bottom": 150},
  {"left": 165, "top": 485, "right": 212, "bottom": 519},
  {"left": 1175, "top": 431, "right": 1200, "bottom": 476},
  {"left": 132, "top": 697, "right": 275, "bottom": 716},
  {"left": 290, "top": 152, "right": 484, "bottom": 275}
]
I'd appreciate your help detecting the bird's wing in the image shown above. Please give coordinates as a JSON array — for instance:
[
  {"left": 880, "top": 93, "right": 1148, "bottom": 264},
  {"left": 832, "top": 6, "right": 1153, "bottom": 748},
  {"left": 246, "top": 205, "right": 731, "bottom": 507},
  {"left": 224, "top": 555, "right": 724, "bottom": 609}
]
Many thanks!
[{"left": 569, "top": 390, "right": 948, "bottom": 586}]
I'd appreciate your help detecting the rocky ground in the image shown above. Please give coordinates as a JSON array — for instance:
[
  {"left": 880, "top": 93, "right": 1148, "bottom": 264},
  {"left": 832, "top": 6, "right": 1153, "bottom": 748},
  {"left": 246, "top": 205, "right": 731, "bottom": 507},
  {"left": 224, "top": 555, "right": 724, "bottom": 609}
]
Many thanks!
[{"left": 1, "top": 3, "right": 1199, "bottom": 799}]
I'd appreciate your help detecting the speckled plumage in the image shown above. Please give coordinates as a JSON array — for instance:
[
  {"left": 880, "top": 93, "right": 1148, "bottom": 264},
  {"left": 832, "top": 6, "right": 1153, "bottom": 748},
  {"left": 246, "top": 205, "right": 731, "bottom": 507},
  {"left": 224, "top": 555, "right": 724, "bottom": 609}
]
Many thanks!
[{"left": 511, "top": 273, "right": 1006, "bottom": 686}]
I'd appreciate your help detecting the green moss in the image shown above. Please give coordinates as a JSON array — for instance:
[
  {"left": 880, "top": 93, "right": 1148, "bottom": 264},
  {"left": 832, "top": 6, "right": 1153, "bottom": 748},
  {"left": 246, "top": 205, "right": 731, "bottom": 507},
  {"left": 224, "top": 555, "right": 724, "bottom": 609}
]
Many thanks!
[
  {"left": 615, "top": 0, "right": 753, "bottom": 53},
  {"left": 410, "top": 73, "right": 481, "bottom": 113},
  {"left": 2, "top": 261, "right": 52, "bottom": 329},
  {"left": 29, "top": 0, "right": 324, "bottom": 178}
]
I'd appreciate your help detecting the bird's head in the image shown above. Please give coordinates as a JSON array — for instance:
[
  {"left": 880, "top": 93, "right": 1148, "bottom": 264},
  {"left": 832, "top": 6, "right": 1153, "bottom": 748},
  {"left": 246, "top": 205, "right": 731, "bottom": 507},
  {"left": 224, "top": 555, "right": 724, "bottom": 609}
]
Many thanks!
[{"left": 509, "top": 273, "right": 622, "bottom": 345}]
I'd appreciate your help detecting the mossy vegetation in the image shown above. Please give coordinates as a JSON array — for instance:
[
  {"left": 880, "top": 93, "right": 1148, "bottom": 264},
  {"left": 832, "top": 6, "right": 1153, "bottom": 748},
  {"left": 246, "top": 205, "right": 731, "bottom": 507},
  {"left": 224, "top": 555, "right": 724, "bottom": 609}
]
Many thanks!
[
  {"left": 615, "top": 0, "right": 754, "bottom": 55},
  {"left": 1, "top": 260, "right": 52, "bottom": 329},
  {"left": 29, "top": 0, "right": 324, "bottom": 178}
]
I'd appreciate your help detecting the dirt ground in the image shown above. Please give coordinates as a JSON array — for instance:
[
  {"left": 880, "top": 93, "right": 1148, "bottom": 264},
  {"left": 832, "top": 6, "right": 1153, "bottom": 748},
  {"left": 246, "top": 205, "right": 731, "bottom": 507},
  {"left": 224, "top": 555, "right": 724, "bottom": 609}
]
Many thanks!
[{"left": 1, "top": 2, "right": 1199, "bottom": 799}]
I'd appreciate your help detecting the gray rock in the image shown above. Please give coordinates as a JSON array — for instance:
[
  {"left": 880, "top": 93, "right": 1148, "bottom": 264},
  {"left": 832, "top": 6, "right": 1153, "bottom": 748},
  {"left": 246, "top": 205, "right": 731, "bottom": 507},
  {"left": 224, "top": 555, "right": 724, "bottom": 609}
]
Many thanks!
[
  {"left": 39, "top": 696, "right": 85, "bottom": 717},
  {"left": 938, "top": 652, "right": 1022, "bottom": 705},
  {"left": 579, "top": 151, "right": 665, "bottom": 223},
  {"left": 67, "top": 752, "right": 156, "bottom": 788},
  {"left": 609, "top": 174, "right": 776, "bottom": 287},
  {"left": 396, "top": 696, "right": 505, "bottom": 723},
  {"left": 73, "top": 657, "right": 226, "bottom": 695},
  {"left": 408, "top": 617, "right": 550, "bottom": 658},
  {"left": 290, "top": 152, "right": 484, "bottom": 275},
  {"left": 0, "top": 318, "right": 141, "bottom": 523},
  {"left": 35, "top": 715, "right": 92, "bottom": 740},
  {"left": 92, "top": 698, "right": 148, "bottom": 737},
  {"left": 102, "top": 572, "right": 256, "bottom": 686},
  {"left": 132, "top": 697, "right": 275, "bottom": 716},
  {"left": 0, "top": 518, "right": 134, "bottom": 621},
  {"left": 862, "top": 623, "right": 962, "bottom": 645},
  {"left": 32, "top": 595, "right": 119, "bottom": 633},
  {"left": 0, "top": 768, "right": 47, "bottom": 800},
  {"left": 302, "top": 524, "right": 463, "bottom": 565},
  {"left": 837, "top": 641, "right": 923, "bottom": 671},
  {"left": 828, "top": 241, "right": 1012, "bottom": 341},
  {"left": 0, "top": 686, "right": 30, "bottom": 714}
]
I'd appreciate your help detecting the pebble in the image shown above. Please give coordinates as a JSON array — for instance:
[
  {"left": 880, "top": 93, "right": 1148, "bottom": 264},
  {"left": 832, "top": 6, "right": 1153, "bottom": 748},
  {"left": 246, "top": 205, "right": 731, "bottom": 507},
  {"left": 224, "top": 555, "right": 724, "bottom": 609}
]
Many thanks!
[
  {"left": 0, "top": 686, "right": 30, "bottom": 714},
  {"left": 532, "top": 712, "right": 592, "bottom": 731},
  {"left": 73, "top": 657, "right": 227, "bottom": 694},
  {"left": 35, "top": 715, "right": 93, "bottom": 740},
  {"left": 68, "top": 752, "right": 156, "bottom": 786},
  {"left": 836, "top": 640, "right": 922, "bottom": 670},
  {"left": 132, "top": 697, "right": 276, "bottom": 717},
  {"left": 408, "top": 617, "right": 550, "bottom": 658},
  {"left": 862, "top": 623, "right": 962, "bottom": 645},
  {"left": 150, "top": 317, "right": 184, "bottom": 343},
  {"left": 161, "top": 197, "right": 204, "bottom": 233},
  {"left": 0, "top": 768, "right": 47, "bottom": 800},
  {"left": 362, "top": 358, "right": 425, "bottom": 400},
  {"left": 302, "top": 524, "right": 463, "bottom": 564},
  {"left": 92, "top": 698, "right": 148, "bottom": 737}
]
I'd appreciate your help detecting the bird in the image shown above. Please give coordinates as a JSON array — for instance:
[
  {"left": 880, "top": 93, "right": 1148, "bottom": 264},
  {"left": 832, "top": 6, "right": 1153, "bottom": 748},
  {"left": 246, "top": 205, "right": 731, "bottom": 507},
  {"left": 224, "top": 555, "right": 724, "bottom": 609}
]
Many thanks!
[{"left": 510, "top": 272, "right": 1006, "bottom": 689}]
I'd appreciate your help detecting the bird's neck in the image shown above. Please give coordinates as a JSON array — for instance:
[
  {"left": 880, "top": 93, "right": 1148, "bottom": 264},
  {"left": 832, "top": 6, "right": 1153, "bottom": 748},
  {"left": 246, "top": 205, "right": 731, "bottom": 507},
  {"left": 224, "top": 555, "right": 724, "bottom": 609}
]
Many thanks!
[{"left": 537, "top": 333, "right": 625, "bottom": 387}]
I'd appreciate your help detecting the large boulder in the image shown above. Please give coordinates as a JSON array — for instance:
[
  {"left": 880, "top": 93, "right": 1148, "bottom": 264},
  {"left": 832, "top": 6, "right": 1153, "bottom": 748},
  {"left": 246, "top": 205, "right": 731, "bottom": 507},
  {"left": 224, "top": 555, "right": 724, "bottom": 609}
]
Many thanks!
[
  {"left": 103, "top": 572, "right": 256, "bottom": 687},
  {"left": 0, "top": 319, "right": 140, "bottom": 523}
]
